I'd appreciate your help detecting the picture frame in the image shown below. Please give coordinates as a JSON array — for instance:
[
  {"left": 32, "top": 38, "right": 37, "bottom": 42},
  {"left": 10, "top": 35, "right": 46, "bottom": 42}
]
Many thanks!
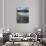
[{"left": 16, "top": 6, "right": 29, "bottom": 23}]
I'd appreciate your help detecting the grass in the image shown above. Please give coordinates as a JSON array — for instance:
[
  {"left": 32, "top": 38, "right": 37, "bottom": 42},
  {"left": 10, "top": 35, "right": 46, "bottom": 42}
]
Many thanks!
[{"left": 17, "top": 14, "right": 29, "bottom": 23}]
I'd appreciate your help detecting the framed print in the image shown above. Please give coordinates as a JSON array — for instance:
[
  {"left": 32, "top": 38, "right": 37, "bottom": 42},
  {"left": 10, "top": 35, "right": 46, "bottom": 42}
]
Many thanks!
[{"left": 16, "top": 6, "right": 29, "bottom": 23}]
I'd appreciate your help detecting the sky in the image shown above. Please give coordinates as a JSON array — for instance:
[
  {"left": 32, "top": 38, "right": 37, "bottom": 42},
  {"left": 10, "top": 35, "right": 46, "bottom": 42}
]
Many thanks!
[{"left": 17, "top": 6, "right": 29, "bottom": 16}]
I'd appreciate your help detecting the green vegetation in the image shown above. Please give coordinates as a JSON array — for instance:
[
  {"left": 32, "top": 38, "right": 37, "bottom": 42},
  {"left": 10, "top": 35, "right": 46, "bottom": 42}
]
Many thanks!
[{"left": 17, "top": 14, "right": 29, "bottom": 23}]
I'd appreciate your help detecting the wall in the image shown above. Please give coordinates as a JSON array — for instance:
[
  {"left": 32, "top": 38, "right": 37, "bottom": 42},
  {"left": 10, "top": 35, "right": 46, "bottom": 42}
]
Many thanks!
[
  {"left": 4, "top": 0, "right": 42, "bottom": 33},
  {"left": 0, "top": 0, "right": 3, "bottom": 33},
  {"left": 0, "top": 0, "right": 3, "bottom": 28},
  {"left": 42, "top": 0, "right": 46, "bottom": 37}
]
